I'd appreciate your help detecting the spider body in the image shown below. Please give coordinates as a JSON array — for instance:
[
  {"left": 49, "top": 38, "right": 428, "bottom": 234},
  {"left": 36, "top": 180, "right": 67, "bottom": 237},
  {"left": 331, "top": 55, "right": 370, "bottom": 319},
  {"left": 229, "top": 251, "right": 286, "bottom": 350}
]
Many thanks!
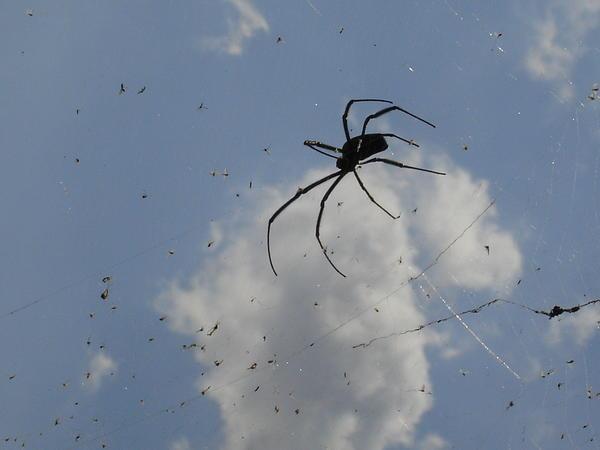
[
  {"left": 336, "top": 134, "right": 389, "bottom": 171},
  {"left": 267, "top": 98, "right": 446, "bottom": 277}
]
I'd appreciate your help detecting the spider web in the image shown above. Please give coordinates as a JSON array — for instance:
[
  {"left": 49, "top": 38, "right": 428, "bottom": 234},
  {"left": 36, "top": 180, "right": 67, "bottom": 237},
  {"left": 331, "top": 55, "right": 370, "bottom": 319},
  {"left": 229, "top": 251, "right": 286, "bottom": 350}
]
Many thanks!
[{"left": 1, "top": 1, "right": 599, "bottom": 450}]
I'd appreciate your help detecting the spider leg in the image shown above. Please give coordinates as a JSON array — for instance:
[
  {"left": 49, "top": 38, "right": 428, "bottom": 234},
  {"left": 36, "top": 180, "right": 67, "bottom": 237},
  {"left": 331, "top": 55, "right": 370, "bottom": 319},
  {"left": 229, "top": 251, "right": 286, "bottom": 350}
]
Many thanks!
[
  {"left": 379, "top": 133, "right": 420, "bottom": 148},
  {"left": 342, "top": 99, "right": 392, "bottom": 140},
  {"left": 267, "top": 170, "right": 344, "bottom": 276},
  {"left": 315, "top": 172, "right": 348, "bottom": 277},
  {"left": 362, "top": 157, "right": 446, "bottom": 176},
  {"left": 304, "top": 140, "right": 342, "bottom": 153},
  {"left": 361, "top": 106, "right": 436, "bottom": 135},
  {"left": 353, "top": 170, "right": 400, "bottom": 219},
  {"left": 304, "top": 141, "right": 342, "bottom": 159}
]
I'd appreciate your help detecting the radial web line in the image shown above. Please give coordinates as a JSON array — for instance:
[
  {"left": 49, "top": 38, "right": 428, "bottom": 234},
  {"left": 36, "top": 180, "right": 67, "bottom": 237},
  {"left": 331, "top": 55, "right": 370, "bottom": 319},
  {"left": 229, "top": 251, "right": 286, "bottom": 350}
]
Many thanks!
[
  {"left": 304, "top": 0, "right": 322, "bottom": 16},
  {"left": 421, "top": 273, "right": 521, "bottom": 380}
]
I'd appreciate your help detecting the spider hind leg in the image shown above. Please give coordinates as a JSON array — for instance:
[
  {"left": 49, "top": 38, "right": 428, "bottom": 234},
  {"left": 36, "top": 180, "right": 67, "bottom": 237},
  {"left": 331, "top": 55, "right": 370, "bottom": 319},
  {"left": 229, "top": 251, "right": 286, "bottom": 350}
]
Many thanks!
[
  {"left": 315, "top": 173, "right": 347, "bottom": 277},
  {"left": 353, "top": 170, "right": 400, "bottom": 219},
  {"left": 267, "top": 170, "right": 343, "bottom": 276}
]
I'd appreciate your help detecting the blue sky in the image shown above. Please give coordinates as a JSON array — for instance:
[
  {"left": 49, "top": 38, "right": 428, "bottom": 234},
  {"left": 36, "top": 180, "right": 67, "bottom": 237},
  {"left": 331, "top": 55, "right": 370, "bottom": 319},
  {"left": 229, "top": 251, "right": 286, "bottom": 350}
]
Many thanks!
[{"left": 1, "top": 1, "right": 599, "bottom": 449}]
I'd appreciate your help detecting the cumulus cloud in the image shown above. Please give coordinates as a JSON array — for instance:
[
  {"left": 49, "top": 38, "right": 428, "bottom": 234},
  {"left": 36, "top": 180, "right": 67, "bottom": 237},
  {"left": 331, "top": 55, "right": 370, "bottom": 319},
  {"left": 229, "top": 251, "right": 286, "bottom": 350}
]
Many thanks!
[
  {"left": 201, "top": 0, "right": 269, "bottom": 56},
  {"left": 169, "top": 437, "right": 191, "bottom": 450},
  {"left": 156, "top": 151, "right": 521, "bottom": 449},
  {"left": 524, "top": 0, "right": 600, "bottom": 101},
  {"left": 546, "top": 305, "right": 600, "bottom": 346},
  {"left": 417, "top": 433, "right": 449, "bottom": 450},
  {"left": 84, "top": 352, "right": 117, "bottom": 392}
]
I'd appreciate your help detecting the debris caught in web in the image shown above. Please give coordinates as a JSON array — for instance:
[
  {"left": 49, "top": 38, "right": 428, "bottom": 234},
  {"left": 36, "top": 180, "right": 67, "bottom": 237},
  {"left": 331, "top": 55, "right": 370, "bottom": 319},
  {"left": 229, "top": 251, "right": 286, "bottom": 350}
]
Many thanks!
[
  {"left": 207, "top": 321, "right": 220, "bottom": 336},
  {"left": 353, "top": 298, "right": 600, "bottom": 349}
]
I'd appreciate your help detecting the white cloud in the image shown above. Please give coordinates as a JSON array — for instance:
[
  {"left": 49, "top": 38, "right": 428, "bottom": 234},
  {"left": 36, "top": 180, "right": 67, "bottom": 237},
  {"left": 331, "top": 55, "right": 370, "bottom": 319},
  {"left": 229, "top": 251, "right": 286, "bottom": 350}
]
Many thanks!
[
  {"left": 156, "top": 151, "right": 521, "bottom": 450},
  {"left": 417, "top": 433, "right": 449, "bottom": 450},
  {"left": 524, "top": 0, "right": 600, "bottom": 101},
  {"left": 169, "top": 437, "right": 191, "bottom": 450},
  {"left": 84, "top": 352, "right": 117, "bottom": 392},
  {"left": 201, "top": 0, "right": 269, "bottom": 56}
]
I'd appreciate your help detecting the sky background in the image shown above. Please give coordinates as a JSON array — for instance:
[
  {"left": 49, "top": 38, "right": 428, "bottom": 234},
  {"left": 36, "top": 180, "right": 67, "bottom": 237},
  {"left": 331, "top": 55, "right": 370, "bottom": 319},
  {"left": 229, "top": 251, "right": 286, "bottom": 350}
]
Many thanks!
[{"left": 1, "top": 1, "right": 599, "bottom": 449}]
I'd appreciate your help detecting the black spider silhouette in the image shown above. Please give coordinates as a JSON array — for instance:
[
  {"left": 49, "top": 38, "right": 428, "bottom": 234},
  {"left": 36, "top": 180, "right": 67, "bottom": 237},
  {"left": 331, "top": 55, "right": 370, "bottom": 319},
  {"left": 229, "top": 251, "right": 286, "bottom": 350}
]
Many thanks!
[{"left": 267, "top": 98, "right": 446, "bottom": 277}]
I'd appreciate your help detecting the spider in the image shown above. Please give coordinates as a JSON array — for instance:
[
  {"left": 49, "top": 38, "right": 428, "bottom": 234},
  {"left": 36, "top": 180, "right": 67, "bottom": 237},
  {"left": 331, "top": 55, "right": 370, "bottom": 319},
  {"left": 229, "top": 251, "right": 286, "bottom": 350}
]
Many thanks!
[{"left": 267, "top": 98, "right": 446, "bottom": 277}]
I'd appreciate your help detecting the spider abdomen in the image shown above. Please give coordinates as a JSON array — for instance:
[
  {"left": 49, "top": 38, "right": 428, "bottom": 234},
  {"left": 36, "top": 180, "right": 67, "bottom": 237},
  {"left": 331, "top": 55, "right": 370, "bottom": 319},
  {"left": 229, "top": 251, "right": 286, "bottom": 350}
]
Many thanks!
[{"left": 342, "top": 134, "right": 388, "bottom": 158}]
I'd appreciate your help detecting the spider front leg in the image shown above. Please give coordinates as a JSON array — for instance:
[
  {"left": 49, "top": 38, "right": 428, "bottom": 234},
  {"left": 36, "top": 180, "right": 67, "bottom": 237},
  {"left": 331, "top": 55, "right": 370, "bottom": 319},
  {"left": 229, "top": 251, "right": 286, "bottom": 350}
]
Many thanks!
[
  {"left": 342, "top": 99, "right": 392, "bottom": 140},
  {"left": 315, "top": 172, "right": 347, "bottom": 277},
  {"left": 267, "top": 170, "right": 343, "bottom": 276},
  {"left": 380, "top": 133, "right": 419, "bottom": 148},
  {"left": 362, "top": 157, "right": 446, "bottom": 176},
  {"left": 361, "top": 106, "right": 436, "bottom": 135},
  {"left": 304, "top": 140, "right": 342, "bottom": 160},
  {"left": 353, "top": 170, "right": 400, "bottom": 219}
]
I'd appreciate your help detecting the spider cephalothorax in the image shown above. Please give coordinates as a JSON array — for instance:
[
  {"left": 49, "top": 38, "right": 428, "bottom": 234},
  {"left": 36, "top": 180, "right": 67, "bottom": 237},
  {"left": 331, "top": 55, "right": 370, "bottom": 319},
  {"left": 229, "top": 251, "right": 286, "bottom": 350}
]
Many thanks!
[{"left": 267, "top": 98, "right": 446, "bottom": 277}]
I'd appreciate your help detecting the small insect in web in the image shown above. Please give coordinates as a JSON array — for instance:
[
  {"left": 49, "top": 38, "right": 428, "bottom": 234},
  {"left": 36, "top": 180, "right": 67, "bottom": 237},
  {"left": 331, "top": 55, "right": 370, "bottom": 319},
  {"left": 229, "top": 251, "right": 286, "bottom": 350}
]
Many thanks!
[{"left": 267, "top": 98, "right": 446, "bottom": 277}]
